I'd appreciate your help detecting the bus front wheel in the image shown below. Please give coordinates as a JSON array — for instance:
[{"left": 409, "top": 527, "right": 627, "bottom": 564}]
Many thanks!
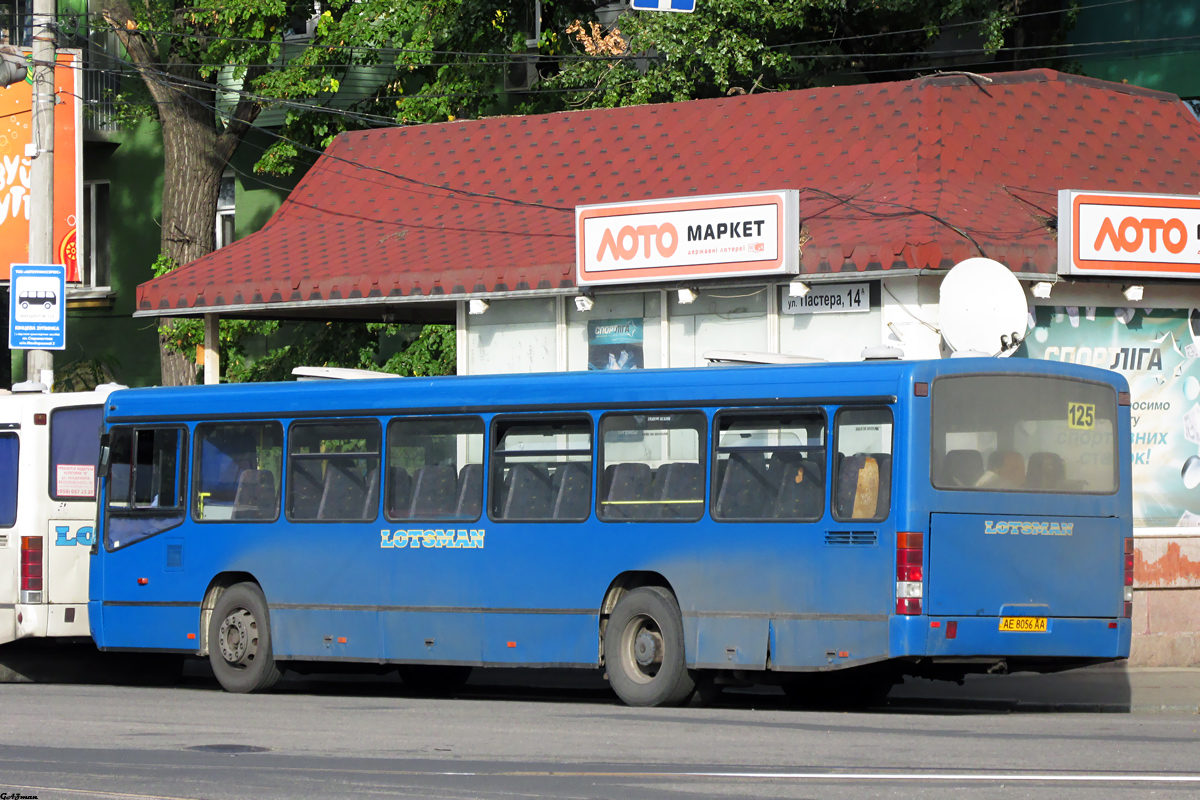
[
  {"left": 604, "top": 586, "right": 695, "bottom": 707},
  {"left": 209, "top": 582, "right": 282, "bottom": 693}
]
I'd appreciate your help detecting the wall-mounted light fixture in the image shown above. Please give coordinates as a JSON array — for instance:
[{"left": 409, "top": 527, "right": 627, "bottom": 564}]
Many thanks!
[
  {"left": 574, "top": 295, "right": 594, "bottom": 312},
  {"left": 677, "top": 288, "right": 698, "bottom": 305},
  {"left": 788, "top": 280, "right": 811, "bottom": 297},
  {"left": 1122, "top": 285, "right": 1144, "bottom": 302},
  {"left": 1030, "top": 281, "right": 1053, "bottom": 299},
  {"left": 468, "top": 298, "right": 490, "bottom": 315}
]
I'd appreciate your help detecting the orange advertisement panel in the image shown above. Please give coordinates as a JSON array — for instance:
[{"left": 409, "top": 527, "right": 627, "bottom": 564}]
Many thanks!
[
  {"left": 0, "top": 50, "right": 83, "bottom": 284},
  {"left": 576, "top": 191, "right": 800, "bottom": 287},
  {"left": 1058, "top": 190, "right": 1200, "bottom": 279}
]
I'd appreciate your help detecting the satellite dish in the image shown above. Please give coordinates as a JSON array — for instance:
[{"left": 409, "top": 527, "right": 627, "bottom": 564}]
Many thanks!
[{"left": 939, "top": 258, "right": 1029, "bottom": 357}]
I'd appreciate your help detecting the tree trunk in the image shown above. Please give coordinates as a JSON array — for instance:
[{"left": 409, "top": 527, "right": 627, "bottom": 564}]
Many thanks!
[{"left": 155, "top": 114, "right": 224, "bottom": 386}]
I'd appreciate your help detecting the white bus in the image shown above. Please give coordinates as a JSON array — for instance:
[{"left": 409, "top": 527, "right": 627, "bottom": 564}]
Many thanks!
[{"left": 1, "top": 383, "right": 120, "bottom": 645}]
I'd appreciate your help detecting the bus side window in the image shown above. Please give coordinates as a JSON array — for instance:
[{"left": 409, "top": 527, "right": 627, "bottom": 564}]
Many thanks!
[
  {"left": 712, "top": 411, "right": 825, "bottom": 523},
  {"left": 832, "top": 408, "right": 893, "bottom": 522},
  {"left": 286, "top": 420, "right": 381, "bottom": 523},
  {"left": 193, "top": 422, "right": 283, "bottom": 522},
  {"left": 386, "top": 417, "right": 484, "bottom": 522},
  {"left": 490, "top": 417, "right": 592, "bottom": 522},
  {"left": 49, "top": 406, "right": 102, "bottom": 501},
  {"left": 0, "top": 432, "right": 18, "bottom": 527},
  {"left": 104, "top": 427, "right": 188, "bottom": 550},
  {"left": 598, "top": 412, "right": 706, "bottom": 522}
]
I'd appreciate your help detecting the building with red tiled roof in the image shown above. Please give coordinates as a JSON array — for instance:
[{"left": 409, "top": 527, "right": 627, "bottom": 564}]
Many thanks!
[{"left": 135, "top": 68, "right": 1200, "bottom": 321}]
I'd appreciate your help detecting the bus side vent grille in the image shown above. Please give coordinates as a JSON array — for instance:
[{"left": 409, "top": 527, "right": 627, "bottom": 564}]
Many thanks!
[
  {"left": 165, "top": 543, "right": 184, "bottom": 570},
  {"left": 825, "top": 531, "right": 877, "bottom": 546},
  {"left": 0, "top": 534, "right": 7, "bottom": 548}
]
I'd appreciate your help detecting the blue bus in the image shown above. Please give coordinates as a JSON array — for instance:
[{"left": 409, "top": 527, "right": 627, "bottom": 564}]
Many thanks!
[{"left": 88, "top": 358, "right": 1132, "bottom": 706}]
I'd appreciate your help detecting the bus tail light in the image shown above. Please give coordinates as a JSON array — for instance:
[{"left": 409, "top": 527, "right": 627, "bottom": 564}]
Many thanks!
[
  {"left": 1123, "top": 537, "right": 1134, "bottom": 617},
  {"left": 896, "top": 531, "right": 923, "bottom": 615},
  {"left": 20, "top": 536, "right": 44, "bottom": 604}
]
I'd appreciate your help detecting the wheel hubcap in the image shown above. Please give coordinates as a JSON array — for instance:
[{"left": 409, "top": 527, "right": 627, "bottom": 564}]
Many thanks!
[
  {"left": 621, "top": 613, "right": 664, "bottom": 684},
  {"left": 218, "top": 608, "right": 258, "bottom": 668}
]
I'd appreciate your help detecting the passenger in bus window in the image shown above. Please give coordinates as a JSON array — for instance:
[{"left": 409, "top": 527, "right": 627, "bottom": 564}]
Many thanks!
[{"left": 976, "top": 450, "right": 1025, "bottom": 490}]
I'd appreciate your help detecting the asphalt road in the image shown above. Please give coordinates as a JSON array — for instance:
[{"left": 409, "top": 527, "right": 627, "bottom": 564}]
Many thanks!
[{"left": 0, "top": 671, "right": 1198, "bottom": 800}]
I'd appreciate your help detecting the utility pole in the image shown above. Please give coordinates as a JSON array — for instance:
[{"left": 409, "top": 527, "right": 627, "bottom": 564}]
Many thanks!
[{"left": 25, "top": 0, "right": 55, "bottom": 386}]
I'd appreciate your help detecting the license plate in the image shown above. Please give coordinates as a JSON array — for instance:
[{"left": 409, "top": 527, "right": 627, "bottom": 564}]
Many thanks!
[{"left": 999, "top": 616, "right": 1048, "bottom": 632}]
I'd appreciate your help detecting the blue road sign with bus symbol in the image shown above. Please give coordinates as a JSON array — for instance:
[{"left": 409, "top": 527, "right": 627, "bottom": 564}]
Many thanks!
[
  {"left": 631, "top": 0, "right": 695, "bottom": 11},
  {"left": 9, "top": 263, "right": 67, "bottom": 351}
]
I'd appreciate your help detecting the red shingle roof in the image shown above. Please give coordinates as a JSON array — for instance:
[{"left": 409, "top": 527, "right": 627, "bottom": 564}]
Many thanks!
[{"left": 136, "top": 69, "right": 1200, "bottom": 317}]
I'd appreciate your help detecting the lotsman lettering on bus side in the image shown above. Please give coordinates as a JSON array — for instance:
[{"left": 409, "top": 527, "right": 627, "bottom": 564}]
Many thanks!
[
  {"left": 54, "top": 525, "right": 95, "bottom": 547},
  {"left": 984, "top": 520, "right": 1074, "bottom": 536},
  {"left": 380, "top": 529, "right": 484, "bottom": 549}
]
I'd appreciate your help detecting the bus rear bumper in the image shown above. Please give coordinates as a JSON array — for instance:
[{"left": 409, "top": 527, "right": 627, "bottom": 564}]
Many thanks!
[{"left": 890, "top": 615, "right": 1131, "bottom": 660}]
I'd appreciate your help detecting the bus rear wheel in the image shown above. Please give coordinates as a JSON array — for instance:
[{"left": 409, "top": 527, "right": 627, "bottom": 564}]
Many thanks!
[
  {"left": 604, "top": 586, "right": 695, "bottom": 707},
  {"left": 209, "top": 583, "right": 282, "bottom": 693}
]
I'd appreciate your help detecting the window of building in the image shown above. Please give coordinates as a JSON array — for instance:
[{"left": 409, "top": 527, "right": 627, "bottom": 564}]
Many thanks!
[
  {"left": 216, "top": 172, "right": 235, "bottom": 248},
  {"left": 82, "top": 182, "right": 111, "bottom": 289},
  {"left": 833, "top": 408, "right": 893, "bottom": 521},
  {"left": 193, "top": 422, "right": 283, "bottom": 521},
  {"left": 713, "top": 411, "right": 826, "bottom": 522},
  {"left": 598, "top": 412, "right": 705, "bottom": 522},
  {"left": 386, "top": 417, "right": 484, "bottom": 522},
  {"left": 490, "top": 417, "right": 592, "bottom": 522},
  {"left": 287, "top": 420, "right": 381, "bottom": 522},
  {"left": 50, "top": 406, "right": 102, "bottom": 500}
]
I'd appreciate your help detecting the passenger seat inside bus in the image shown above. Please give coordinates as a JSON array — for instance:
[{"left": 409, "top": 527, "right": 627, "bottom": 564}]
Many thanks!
[
  {"left": 1025, "top": 451, "right": 1066, "bottom": 491},
  {"left": 603, "top": 462, "right": 654, "bottom": 520},
  {"left": 552, "top": 461, "right": 591, "bottom": 520},
  {"left": 388, "top": 466, "right": 413, "bottom": 518},
  {"left": 455, "top": 463, "right": 483, "bottom": 519},
  {"left": 941, "top": 449, "right": 985, "bottom": 488},
  {"left": 653, "top": 462, "right": 703, "bottom": 519},
  {"left": 231, "top": 469, "right": 277, "bottom": 519},
  {"left": 503, "top": 463, "right": 555, "bottom": 519},
  {"left": 715, "top": 453, "right": 772, "bottom": 519},
  {"left": 769, "top": 454, "right": 823, "bottom": 520},
  {"left": 408, "top": 465, "right": 458, "bottom": 517},
  {"left": 317, "top": 463, "right": 369, "bottom": 520},
  {"left": 836, "top": 454, "right": 885, "bottom": 520}
]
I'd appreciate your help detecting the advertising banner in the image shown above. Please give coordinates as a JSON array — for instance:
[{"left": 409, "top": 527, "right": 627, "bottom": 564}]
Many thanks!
[
  {"left": 1021, "top": 306, "right": 1200, "bottom": 528},
  {"left": 1058, "top": 190, "right": 1200, "bottom": 279},
  {"left": 0, "top": 50, "right": 83, "bottom": 283},
  {"left": 588, "top": 318, "right": 643, "bottom": 371},
  {"left": 576, "top": 190, "right": 799, "bottom": 286}
]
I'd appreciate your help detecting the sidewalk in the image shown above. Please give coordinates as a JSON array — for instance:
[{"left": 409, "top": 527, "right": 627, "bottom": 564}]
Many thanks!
[{"left": 888, "top": 665, "right": 1200, "bottom": 713}]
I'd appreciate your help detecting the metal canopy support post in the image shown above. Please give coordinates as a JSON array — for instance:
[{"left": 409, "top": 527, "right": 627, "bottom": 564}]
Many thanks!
[
  {"left": 24, "top": 0, "right": 54, "bottom": 385},
  {"left": 203, "top": 313, "right": 220, "bottom": 384}
]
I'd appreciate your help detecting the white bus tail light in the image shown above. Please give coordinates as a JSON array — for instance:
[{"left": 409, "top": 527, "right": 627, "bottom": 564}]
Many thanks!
[
  {"left": 20, "top": 536, "right": 43, "bottom": 604},
  {"left": 1123, "top": 537, "right": 1134, "bottom": 617},
  {"left": 896, "top": 531, "right": 923, "bottom": 615}
]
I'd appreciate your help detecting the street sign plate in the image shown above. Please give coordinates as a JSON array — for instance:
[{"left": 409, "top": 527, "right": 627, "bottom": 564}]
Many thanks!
[
  {"left": 9, "top": 263, "right": 66, "bottom": 351},
  {"left": 631, "top": 0, "right": 696, "bottom": 12}
]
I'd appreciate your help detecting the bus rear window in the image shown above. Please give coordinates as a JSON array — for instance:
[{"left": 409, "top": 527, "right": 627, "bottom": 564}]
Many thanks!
[
  {"left": 0, "top": 433, "right": 17, "bottom": 527},
  {"left": 50, "top": 406, "right": 102, "bottom": 500},
  {"left": 931, "top": 375, "right": 1117, "bottom": 494}
]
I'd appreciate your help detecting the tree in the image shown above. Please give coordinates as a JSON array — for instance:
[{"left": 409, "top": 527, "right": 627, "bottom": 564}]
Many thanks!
[{"left": 98, "top": 1, "right": 311, "bottom": 384}]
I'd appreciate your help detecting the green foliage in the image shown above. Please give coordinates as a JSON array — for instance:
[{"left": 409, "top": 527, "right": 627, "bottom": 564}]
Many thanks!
[{"left": 158, "top": 317, "right": 455, "bottom": 383}]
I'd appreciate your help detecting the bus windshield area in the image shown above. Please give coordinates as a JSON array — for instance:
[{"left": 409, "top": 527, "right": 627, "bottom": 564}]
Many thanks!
[{"left": 930, "top": 374, "right": 1117, "bottom": 494}]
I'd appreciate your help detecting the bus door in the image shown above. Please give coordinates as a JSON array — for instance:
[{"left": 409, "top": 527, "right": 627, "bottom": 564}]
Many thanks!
[
  {"left": 44, "top": 405, "right": 103, "bottom": 611},
  {"left": 926, "top": 375, "right": 1125, "bottom": 629}
]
